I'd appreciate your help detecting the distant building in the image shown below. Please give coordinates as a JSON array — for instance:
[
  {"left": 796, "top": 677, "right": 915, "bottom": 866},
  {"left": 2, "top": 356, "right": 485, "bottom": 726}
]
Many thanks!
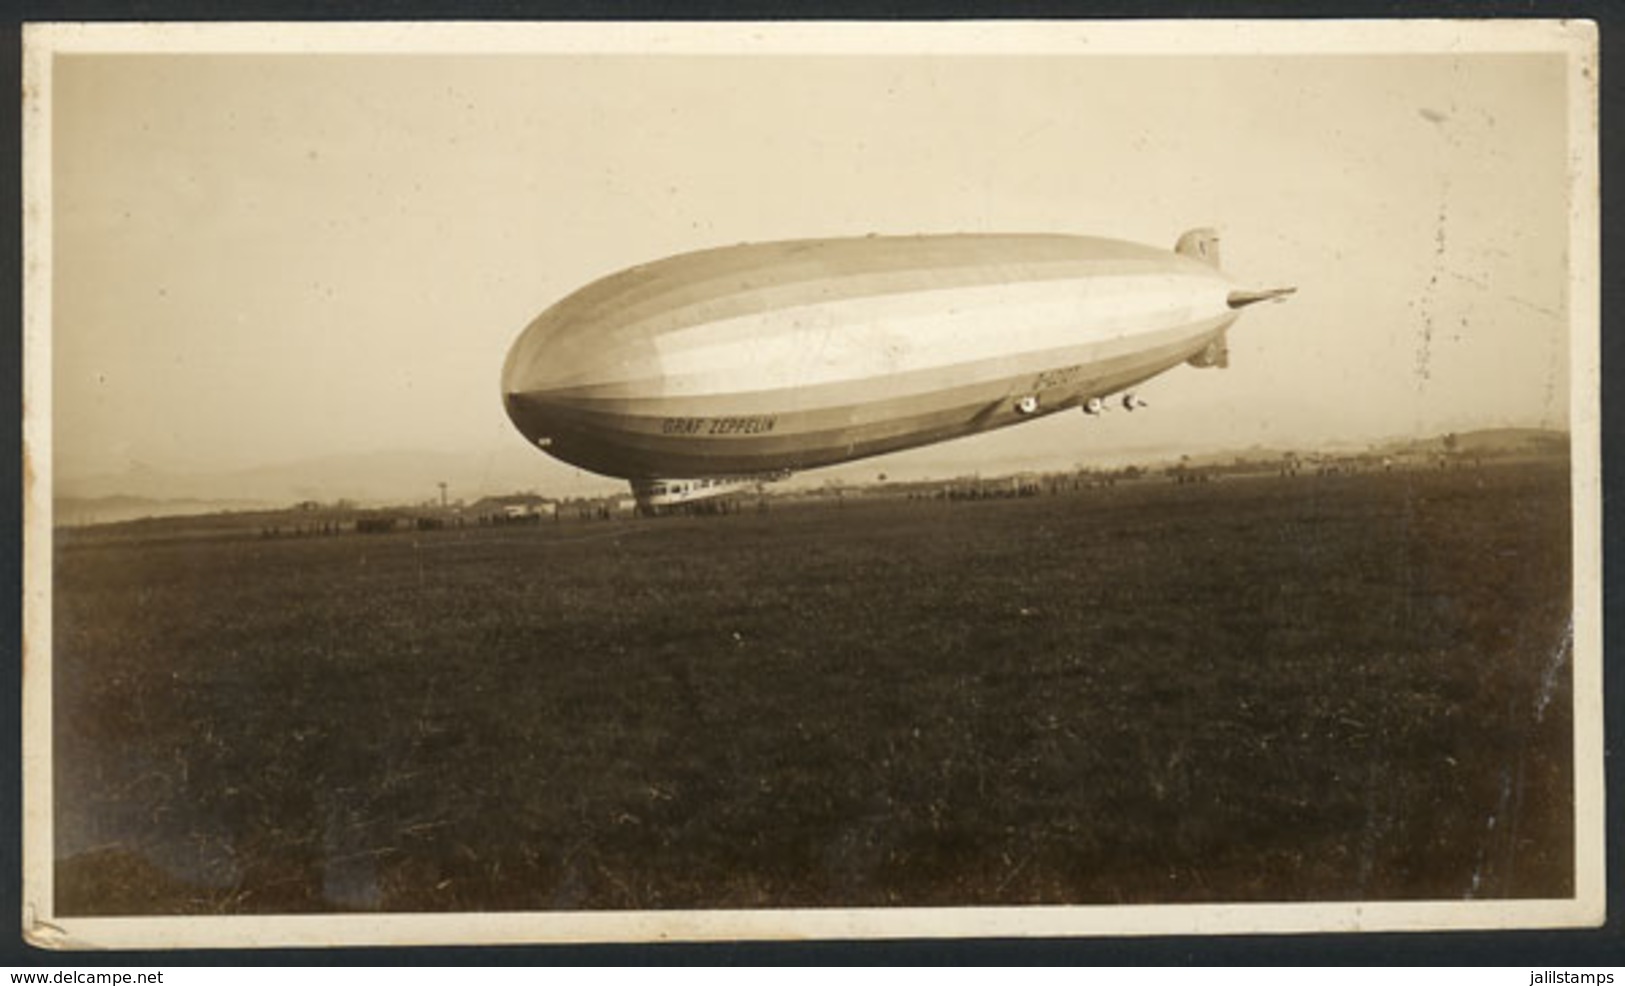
[{"left": 470, "top": 493, "right": 558, "bottom": 524}]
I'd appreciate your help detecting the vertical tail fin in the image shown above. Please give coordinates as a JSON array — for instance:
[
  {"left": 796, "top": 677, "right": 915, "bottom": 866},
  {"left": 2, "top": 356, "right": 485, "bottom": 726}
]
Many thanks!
[{"left": 1174, "top": 227, "right": 1221, "bottom": 267}]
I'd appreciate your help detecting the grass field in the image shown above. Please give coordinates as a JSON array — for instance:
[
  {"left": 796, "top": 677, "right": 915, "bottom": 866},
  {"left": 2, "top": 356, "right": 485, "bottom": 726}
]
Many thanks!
[{"left": 52, "top": 459, "right": 1574, "bottom": 914}]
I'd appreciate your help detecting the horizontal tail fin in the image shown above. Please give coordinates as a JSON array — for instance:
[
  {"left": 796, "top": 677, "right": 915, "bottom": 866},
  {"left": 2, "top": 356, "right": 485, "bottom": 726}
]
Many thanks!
[
  {"left": 1227, "top": 286, "right": 1297, "bottom": 309},
  {"left": 1187, "top": 335, "right": 1228, "bottom": 369}
]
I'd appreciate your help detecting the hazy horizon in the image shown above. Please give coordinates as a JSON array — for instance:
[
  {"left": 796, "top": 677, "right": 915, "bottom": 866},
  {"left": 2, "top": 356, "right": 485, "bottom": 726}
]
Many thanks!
[
  {"left": 54, "top": 423, "right": 1567, "bottom": 511},
  {"left": 46, "top": 32, "right": 1581, "bottom": 501}
]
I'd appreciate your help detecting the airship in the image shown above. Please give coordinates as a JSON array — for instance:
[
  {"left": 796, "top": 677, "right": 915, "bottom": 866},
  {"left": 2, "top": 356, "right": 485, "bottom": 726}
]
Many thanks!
[{"left": 502, "top": 228, "right": 1293, "bottom": 511}]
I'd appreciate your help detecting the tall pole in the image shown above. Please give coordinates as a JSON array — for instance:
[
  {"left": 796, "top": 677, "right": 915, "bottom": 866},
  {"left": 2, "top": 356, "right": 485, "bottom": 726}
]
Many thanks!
[{"left": 438, "top": 481, "right": 447, "bottom": 508}]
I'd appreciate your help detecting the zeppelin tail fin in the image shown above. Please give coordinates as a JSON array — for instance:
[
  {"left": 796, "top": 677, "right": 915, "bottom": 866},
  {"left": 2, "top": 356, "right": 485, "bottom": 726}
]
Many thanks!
[
  {"left": 1174, "top": 228, "right": 1221, "bottom": 267},
  {"left": 1227, "top": 286, "right": 1297, "bottom": 309}
]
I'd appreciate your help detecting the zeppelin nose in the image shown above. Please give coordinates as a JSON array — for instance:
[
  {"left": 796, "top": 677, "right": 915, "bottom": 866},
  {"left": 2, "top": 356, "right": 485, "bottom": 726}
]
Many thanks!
[
  {"left": 502, "top": 313, "right": 622, "bottom": 400},
  {"left": 502, "top": 388, "right": 555, "bottom": 450},
  {"left": 501, "top": 386, "right": 529, "bottom": 429},
  {"left": 501, "top": 334, "right": 539, "bottom": 401},
  {"left": 501, "top": 321, "right": 554, "bottom": 446}
]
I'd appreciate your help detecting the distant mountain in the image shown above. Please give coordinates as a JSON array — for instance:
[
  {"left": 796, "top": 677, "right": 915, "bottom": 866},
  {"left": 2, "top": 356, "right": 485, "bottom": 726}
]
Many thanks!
[
  {"left": 55, "top": 448, "right": 624, "bottom": 509},
  {"left": 55, "top": 495, "right": 279, "bottom": 528},
  {"left": 1367, "top": 427, "right": 1568, "bottom": 457}
]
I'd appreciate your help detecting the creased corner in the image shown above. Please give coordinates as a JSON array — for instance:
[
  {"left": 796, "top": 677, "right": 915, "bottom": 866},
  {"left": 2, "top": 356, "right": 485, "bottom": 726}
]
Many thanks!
[{"left": 22, "top": 904, "right": 77, "bottom": 951}]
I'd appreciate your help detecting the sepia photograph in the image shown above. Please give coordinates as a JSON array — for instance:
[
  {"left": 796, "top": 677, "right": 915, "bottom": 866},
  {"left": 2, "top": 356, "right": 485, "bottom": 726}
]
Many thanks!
[{"left": 20, "top": 20, "right": 1603, "bottom": 948}]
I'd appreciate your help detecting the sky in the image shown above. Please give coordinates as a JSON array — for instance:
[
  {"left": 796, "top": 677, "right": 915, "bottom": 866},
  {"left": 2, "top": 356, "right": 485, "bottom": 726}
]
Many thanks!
[{"left": 44, "top": 29, "right": 1585, "bottom": 498}]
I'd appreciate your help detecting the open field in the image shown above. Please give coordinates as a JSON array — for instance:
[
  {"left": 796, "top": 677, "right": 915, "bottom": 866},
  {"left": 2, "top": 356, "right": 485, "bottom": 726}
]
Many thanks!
[{"left": 51, "top": 459, "right": 1574, "bottom": 914}]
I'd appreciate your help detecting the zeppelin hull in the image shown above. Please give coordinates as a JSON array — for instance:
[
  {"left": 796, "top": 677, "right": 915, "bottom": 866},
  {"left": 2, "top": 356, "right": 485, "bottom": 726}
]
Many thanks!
[
  {"left": 502, "top": 233, "right": 1249, "bottom": 481},
  {"left": 504, "top": 314, "right": 1231, "bottom": 478}
]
